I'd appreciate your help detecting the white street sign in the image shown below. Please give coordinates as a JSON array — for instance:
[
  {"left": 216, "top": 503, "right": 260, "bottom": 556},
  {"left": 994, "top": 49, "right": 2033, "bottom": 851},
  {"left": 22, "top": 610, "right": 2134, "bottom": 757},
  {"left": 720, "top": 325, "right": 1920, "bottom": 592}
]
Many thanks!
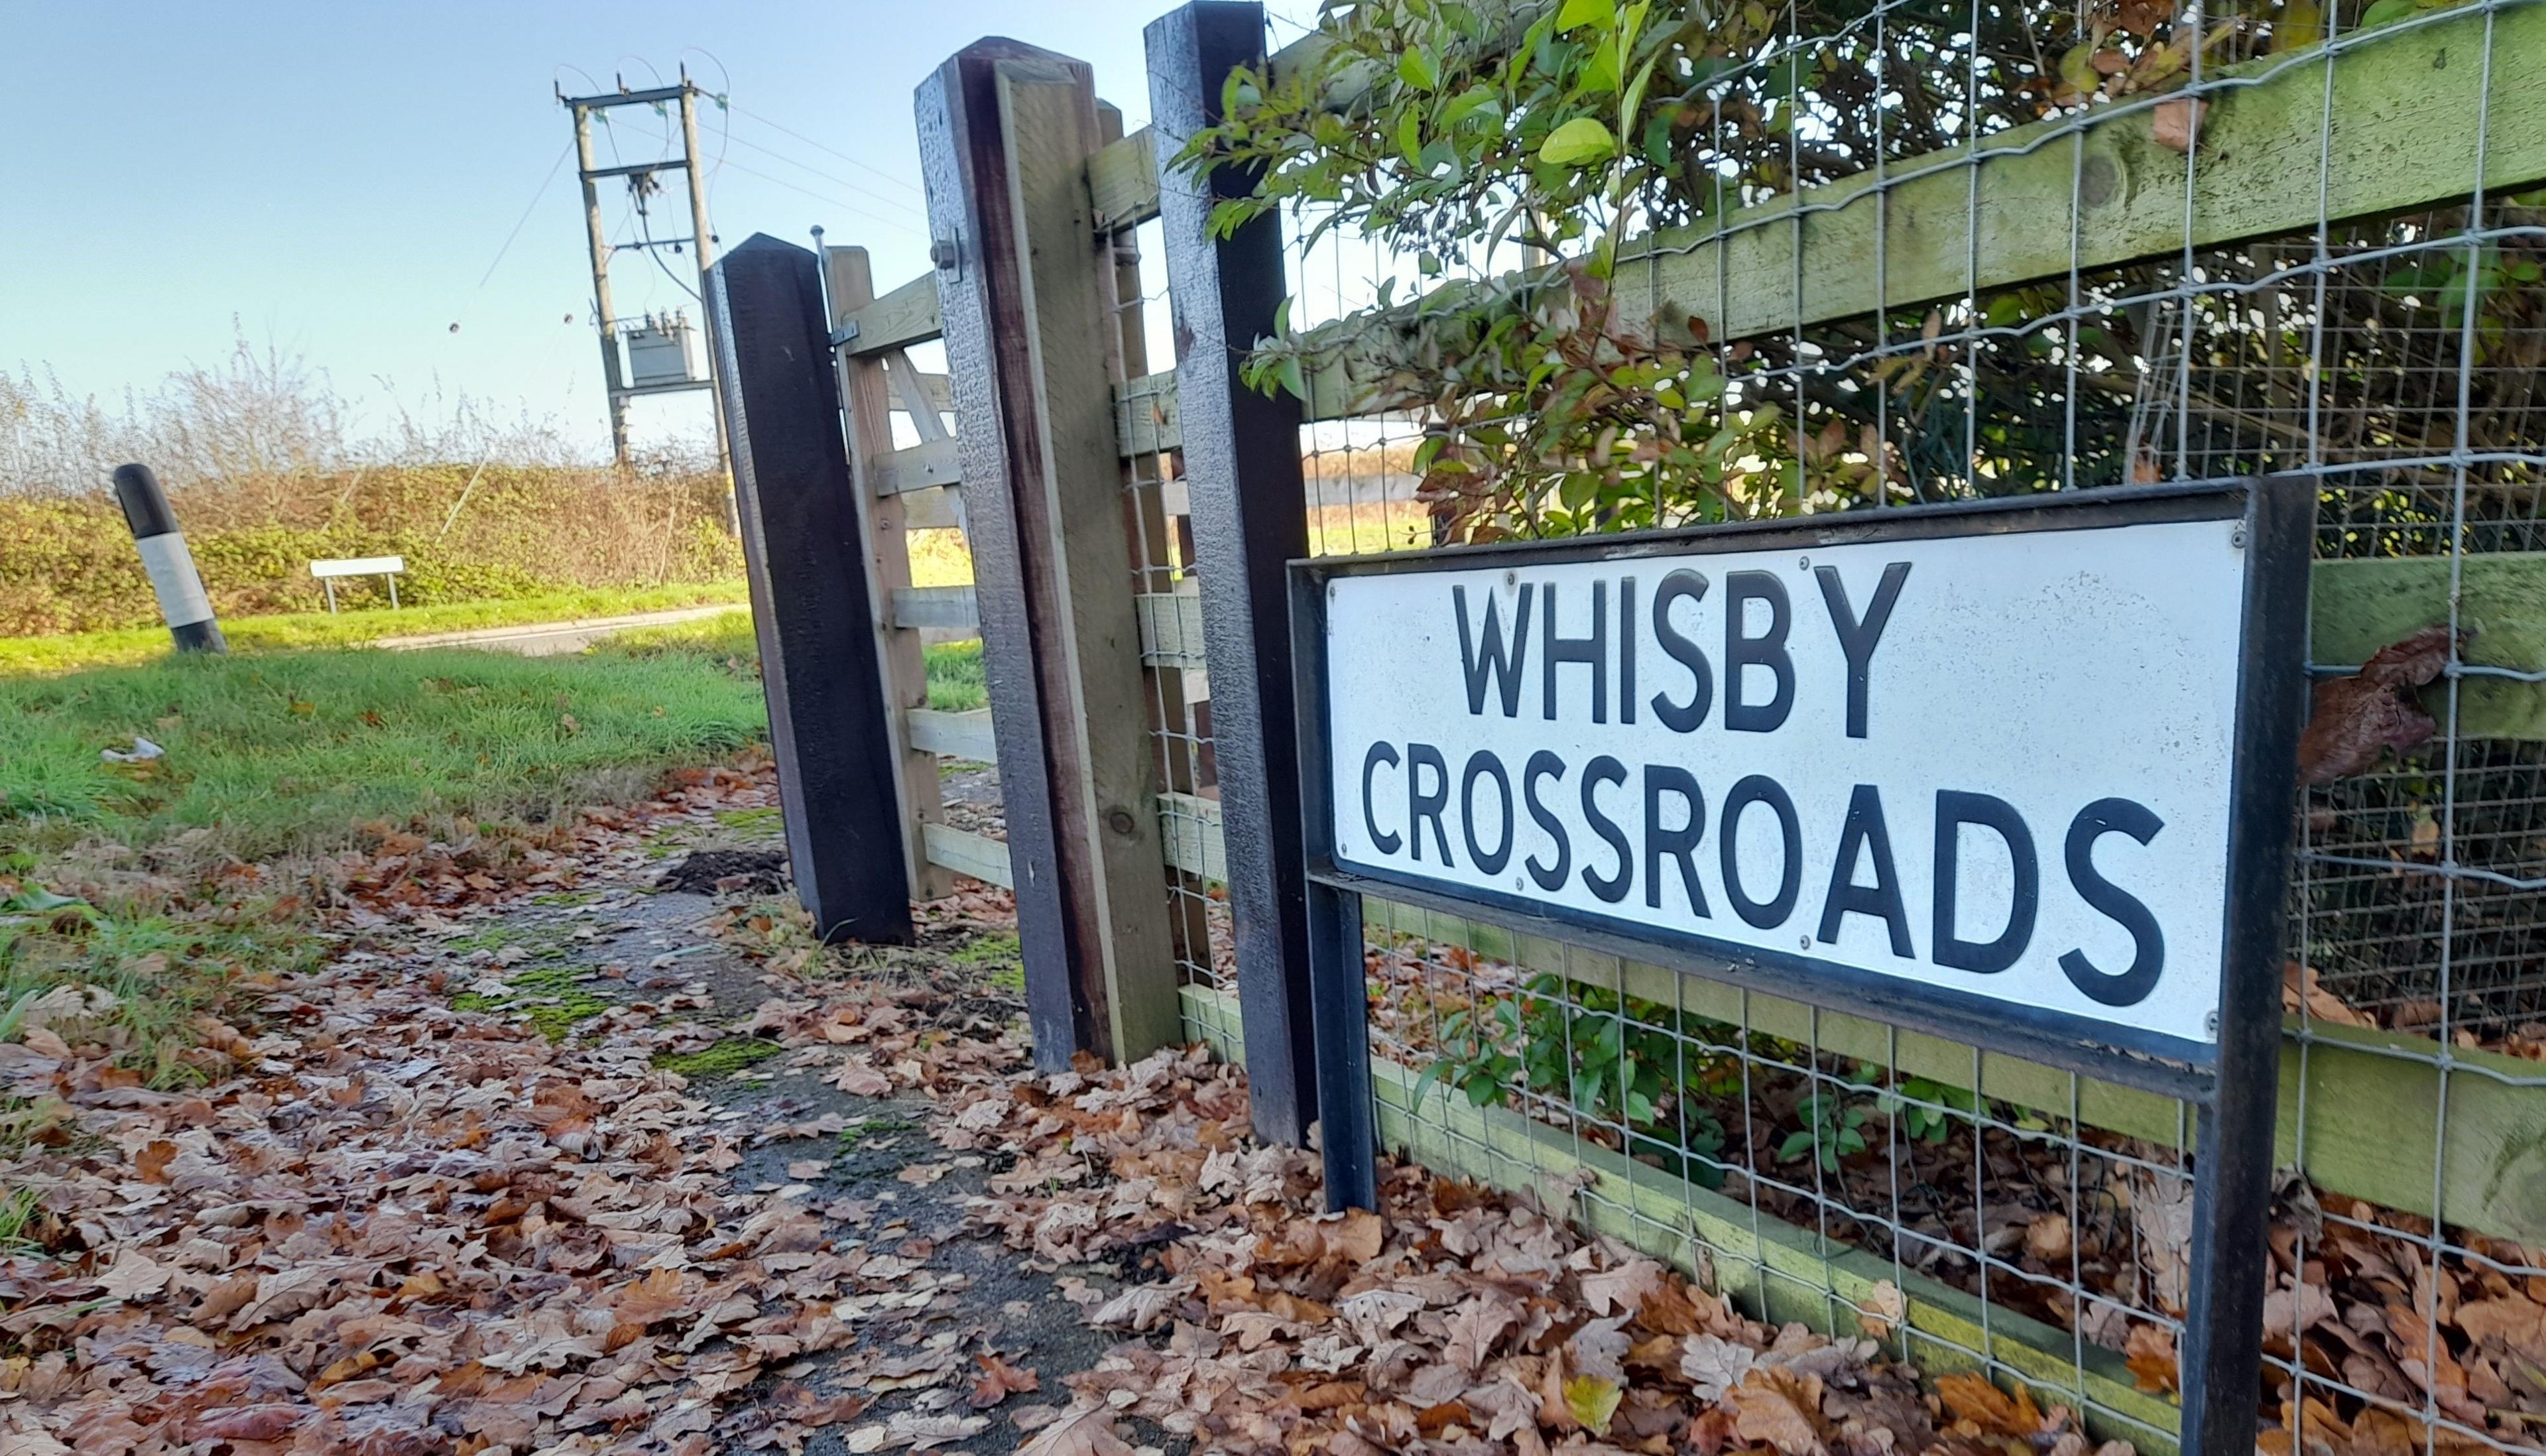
[{"left": 1320, "top": 516, "right": 2251, "bottom": 1048}]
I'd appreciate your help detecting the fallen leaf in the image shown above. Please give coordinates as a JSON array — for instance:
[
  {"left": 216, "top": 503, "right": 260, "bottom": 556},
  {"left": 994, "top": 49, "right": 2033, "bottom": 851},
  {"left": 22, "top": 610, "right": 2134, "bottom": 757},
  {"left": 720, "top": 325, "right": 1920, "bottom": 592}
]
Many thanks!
[
  {"left": 1682, "top": 1332, "right": 1758, "bottom": 1401},
  {"left": 2125, "top": 1323, "right": 2180, "bottom": 1394},
  {"left": 134, "top": 1139, "right": 178, "bottom": 1183},
  {"left": 1858, "top": 1279, "right": 1906, "bottom": 1339},
  {"left": 91, "top": 1250, "right": 175, "bottom": 1302},
  {"left": 969, "top": 1352, "right": 1041, "bottom": 1408},
  {"left": 1936, "top": 1370, "right": 2042, "bottom": 1436},
  {"left": 1015, "top": 1408, "right": 1136, "bottom": 1456},
  {"left": 2152, "top": 96, "right": 2207, "bottom": 153},
  {"left": 2025, "top": 1213, "right": 2073, "bottom": 1265},
  {"left": 1443, "top": 1291, "right": 1522, "bottom": 1372},
  {"left": 1729, "top": 1366, "right": 1829, "bottom": 1456},
  {"left": 2297, "top": 627, "right": 2460, "bottom": 784},
  {"left": 186, "top": 1406, "right": 308, "bottom": 1441},
  {"left": 835, "top": 1060, "right": 895, "bottom": 1096},
  {"left": 2285, "top": 962, "right": 2376, "bottom": 1027},
  {"left": 1563, "top": 1374, "right": 1622, "bottom": 1437}
]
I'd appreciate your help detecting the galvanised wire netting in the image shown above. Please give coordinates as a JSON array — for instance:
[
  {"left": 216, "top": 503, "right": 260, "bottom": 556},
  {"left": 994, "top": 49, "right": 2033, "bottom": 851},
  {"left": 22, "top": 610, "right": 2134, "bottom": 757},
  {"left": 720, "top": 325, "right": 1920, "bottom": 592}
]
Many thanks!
[
  {"left": 1231, "top": 1, "right": 2546, "bottom": 1453},
  {"left": 1105, "top": 199, "right": 1241, "bottom": 1049}
]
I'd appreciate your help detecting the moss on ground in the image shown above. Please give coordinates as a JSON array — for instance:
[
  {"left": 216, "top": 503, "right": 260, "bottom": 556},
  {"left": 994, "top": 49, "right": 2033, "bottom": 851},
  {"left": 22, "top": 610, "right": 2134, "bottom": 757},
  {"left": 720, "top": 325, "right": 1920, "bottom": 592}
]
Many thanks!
[
  {"left": 450, "top": 964, "right": 610, "bottom": 1042},
  {"left": 652, "top": 1036, "right": 784, "bottom": 1077},
  {"left": 714, "top": 806, "right": 781, "bottom": 835},
  {"left": 951, "top": 932, "right": 1025, "bottom": 993},
  {"left": 837, "top": 1114, "right": 918, "bottom": 1147}
]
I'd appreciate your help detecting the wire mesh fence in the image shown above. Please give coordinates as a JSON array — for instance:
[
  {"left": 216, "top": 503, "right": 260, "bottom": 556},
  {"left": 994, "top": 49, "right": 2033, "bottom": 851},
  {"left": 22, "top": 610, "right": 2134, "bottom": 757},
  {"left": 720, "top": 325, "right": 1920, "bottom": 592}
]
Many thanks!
[
  {"left": 1217, "top": 1, "right": 2546, "bottom": 1453},
  {"left": 1109, "top": 208, "right": 1243, "bottom": 1050}
]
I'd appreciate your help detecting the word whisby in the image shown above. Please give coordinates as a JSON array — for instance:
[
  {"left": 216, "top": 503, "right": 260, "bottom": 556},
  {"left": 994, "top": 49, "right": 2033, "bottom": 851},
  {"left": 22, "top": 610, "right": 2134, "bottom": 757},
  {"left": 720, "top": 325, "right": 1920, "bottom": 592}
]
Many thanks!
[{"left": 1317, "top": 518, "right": 2254, "bottom": 1048}]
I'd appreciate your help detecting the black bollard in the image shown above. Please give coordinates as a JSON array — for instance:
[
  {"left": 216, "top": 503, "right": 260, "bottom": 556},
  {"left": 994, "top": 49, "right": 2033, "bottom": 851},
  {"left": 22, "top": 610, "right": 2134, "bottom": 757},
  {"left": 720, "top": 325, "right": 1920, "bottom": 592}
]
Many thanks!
[{"left": 111, "top": 464, "right": 226, "bottom": 654}]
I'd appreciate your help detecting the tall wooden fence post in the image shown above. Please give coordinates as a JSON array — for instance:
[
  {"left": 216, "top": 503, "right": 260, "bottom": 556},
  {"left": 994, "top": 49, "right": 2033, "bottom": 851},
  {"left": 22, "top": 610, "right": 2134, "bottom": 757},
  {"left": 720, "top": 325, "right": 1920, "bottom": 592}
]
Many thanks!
[
  {"left": 1146, "top": 1, "right": 1321, "bottom": 1145},
  {"left": 704, "top": 234, "right": 914, "bottom": 945},
  {"left": 917, "top": 41, "right": 1183, "bottom": 1069}
]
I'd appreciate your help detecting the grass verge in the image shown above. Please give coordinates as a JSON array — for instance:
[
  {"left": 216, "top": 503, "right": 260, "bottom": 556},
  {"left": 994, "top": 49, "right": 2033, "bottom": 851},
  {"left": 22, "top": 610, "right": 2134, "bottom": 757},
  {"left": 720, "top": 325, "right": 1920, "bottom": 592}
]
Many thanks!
[
  {"left": 0, "top": 581, "right": 753, "bottom": 676},
  {"left": 0, "top": 628, "right": 774, "bottom": 1122}
]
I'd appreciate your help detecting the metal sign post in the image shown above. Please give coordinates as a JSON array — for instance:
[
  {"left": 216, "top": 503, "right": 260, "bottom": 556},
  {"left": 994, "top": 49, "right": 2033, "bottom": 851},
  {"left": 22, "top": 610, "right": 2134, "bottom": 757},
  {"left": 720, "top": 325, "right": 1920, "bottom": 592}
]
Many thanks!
[{"left": 1290, "top": 479, "right": 2312, "bottom": 1456}]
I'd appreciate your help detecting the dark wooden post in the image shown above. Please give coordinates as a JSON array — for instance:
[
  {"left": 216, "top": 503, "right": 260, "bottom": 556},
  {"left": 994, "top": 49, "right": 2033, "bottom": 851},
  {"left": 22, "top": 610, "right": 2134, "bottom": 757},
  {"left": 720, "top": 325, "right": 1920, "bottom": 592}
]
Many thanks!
[
  {"left": 704, "top": 234, "right": 914, "bottom": 945},
  {"left": 1147, "top": 1, "right": 1321, "bottom": 1145},
  {"left": 917, "top": 41, "right": 1183, "bottom": 1070}
]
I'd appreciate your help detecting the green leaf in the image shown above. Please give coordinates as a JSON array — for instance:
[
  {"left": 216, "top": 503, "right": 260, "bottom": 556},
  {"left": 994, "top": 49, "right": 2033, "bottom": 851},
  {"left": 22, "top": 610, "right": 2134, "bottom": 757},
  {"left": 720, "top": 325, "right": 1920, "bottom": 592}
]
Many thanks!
[
  {"left": 1438, "top": 86, "right": 1500, "bottom": 132},
  {"left": 1539, "top": 115, "right": 1616, "bottom": 167},
  {"left": 2359, "top": 0, "right": 2417, "bottom": 28},
  {"left": 1397, "top": 46, "right": 1440, "bottom": 92},
  {"left": 1641, "top": 107, "right": 1679, "bottom": 169},
  {"left": 1276, "top": 356, "right": 1309, "bottom": 402},
  {"left": 1555, "top": 0, "right": 1612, "bottom": 30}
]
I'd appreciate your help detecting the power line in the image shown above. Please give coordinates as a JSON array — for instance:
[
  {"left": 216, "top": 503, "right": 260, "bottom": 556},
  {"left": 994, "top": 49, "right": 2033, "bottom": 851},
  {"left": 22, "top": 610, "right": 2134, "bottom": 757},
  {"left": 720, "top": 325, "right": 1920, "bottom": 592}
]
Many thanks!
[
  {"left": 719, "top": 130, "right": 927, "bottom": 220},
  {"left": 632, "top": 195, "right": 701, "bottom": 302},
  {"left": 469, "top": 139, "right": 576, "bottom": 298},
  {"left": 725, "top": 101, "right": 924, "bottom": 198},
  {"left": 716, "top": 158, "right": 929, "bottom": 237}
]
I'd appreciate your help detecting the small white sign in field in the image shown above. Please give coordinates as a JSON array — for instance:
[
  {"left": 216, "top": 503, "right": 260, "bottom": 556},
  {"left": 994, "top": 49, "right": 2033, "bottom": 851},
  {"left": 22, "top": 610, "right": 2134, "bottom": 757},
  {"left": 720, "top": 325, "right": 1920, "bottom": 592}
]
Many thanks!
[
  {"left": 310, "top": 554, "right": 405, "bottom": 612},
  {"left": 1319, "top": 510, "right": 2265, "bottom": 1050}
]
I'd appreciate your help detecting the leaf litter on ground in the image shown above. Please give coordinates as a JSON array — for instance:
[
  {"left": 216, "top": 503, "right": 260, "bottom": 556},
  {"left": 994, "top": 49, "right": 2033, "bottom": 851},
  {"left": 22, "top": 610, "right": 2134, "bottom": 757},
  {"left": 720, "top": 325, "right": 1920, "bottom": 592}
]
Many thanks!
[{"left": 9, "top": 753, "right": 2528, "bottom": 1456}]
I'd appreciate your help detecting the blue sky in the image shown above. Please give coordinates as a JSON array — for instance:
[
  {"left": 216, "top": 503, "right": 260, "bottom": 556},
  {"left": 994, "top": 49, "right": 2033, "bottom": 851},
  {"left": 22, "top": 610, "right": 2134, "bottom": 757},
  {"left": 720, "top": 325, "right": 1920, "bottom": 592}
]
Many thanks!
[{"left": 3, "top": 1, "right": 1315, "bottom": 457}]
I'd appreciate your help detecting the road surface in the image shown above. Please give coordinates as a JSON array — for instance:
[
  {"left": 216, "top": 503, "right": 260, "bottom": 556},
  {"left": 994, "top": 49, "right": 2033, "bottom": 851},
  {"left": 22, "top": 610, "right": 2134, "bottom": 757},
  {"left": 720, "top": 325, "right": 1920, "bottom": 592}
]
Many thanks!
[{"left": 371, "top": 604, "right": 747, "bottom": 657}]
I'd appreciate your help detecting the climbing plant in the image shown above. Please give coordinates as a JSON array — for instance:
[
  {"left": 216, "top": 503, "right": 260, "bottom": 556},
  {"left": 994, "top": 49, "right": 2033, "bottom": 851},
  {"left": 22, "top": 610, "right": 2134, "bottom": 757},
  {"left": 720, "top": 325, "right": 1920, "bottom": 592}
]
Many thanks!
[{"left": 1177, "top": 0, "right": 2480, "bottom": 542}]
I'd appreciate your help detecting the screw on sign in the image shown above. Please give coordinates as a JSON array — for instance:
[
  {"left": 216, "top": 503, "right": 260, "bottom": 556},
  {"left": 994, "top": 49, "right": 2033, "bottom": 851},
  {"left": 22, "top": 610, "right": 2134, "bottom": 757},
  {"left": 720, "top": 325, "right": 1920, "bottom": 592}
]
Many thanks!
[{"left": 1290, "top": 479, "right": 2314, "bottom": 1456}]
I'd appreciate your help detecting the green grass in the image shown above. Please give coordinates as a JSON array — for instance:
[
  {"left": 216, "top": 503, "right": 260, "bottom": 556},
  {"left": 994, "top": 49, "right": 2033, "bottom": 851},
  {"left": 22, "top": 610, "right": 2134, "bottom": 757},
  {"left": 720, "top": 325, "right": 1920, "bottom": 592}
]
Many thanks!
[
  {"left": 0, "top": 627, "right": 772, "bottom": 1097},
  {"left": 0, "top": 581, "right": 753, "bottom": 676},
  {"left": 923, "top": 639, "right": 985, "bottom": 713},
  {"left": 0, "top": 1185, "right": 42, "bottom": 1254},
  {"left": 0, "top": 638, "right": 766, "bottom": 863},
  {"left": 0, "top": 592, "right": 989, "bottom": 1102}
]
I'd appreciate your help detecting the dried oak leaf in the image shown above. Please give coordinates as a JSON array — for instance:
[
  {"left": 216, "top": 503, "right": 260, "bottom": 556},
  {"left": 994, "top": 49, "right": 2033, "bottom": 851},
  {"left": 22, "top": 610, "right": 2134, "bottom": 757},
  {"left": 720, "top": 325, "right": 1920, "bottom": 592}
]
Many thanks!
[
  {"left": 969, "top": 1352, "right": 1042, "bottom": 1408},
  {"left": 2455, "top": 1296, "right": 2546, "bottom": 1370},
  {"left": 186, "top": 1406, "right": 310, "bottom": 1441},
  {"left": 1728, "top": 1366, "right": 1831, "bottom": 1456},
  {"left": 1857, "top": 1280, "right": 1907, "bottom": 1339},
  {"left": 1014, "top": 1408, "right": 1136, "bottom": 1456},
  {"left": 2297, "top": 627, "right": 2461, "bottom": 785},
  {"left": 1681, "top": 1332, "right": 1759, "bottom": 1402},
  {"left": 2124, "top": 1323, "right": 2180, "bottom": 1394},
  {"left": 2284, "top": 962, "right": 2377, "bottom": 1028},
  {"left": 135, "top": 1139, "right": 178, "bottom": 1183},
  {"left": 1443, "top": 1291, "right": 1523, "bottom": 1372},
  {"left": 1935, "top": 1371, "right": 2043, "bottom": 1437}
]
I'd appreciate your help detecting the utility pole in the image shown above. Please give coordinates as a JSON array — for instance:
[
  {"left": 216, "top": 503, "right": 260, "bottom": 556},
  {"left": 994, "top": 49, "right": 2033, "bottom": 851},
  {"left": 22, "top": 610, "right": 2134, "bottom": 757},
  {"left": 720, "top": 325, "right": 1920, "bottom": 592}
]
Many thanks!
[
  {"left": 569, "top": 103, "right": 632, "bottom": 463},
  {"left": 558, "top": 66, "right": 729, "bottom": 478}
]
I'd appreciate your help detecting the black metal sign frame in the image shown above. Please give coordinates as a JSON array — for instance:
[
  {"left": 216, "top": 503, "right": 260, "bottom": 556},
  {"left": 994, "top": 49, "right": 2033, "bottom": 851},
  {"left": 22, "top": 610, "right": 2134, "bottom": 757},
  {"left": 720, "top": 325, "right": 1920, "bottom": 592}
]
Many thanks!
[{"left": 1287, "top": 478, "right": 2313, "bottom": 1456}]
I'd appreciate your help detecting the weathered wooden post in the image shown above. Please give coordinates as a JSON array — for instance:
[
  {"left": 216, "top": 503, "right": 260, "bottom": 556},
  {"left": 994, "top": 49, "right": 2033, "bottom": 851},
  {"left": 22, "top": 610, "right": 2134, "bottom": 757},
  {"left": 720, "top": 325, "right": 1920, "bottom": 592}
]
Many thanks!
[
  {"left": 916, "top": 41, "right": 1183, "bottom": 1069},
  {"left": 1146, "top": 0, "right": 1321, "bottom": 1144},
  {"left": 703, "top": 233, "right": 914, "bottom": 945}
]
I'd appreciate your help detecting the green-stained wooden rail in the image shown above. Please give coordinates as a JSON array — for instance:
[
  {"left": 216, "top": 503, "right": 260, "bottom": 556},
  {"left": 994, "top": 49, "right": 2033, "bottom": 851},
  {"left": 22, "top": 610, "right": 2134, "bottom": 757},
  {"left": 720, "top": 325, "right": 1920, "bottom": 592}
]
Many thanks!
[
  {"left": 1131, "top": 786, "right": 2546, "bottom": 1245},
  {"left": 1290, "top": 3, "right": 2546, "bottom": 416}
]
